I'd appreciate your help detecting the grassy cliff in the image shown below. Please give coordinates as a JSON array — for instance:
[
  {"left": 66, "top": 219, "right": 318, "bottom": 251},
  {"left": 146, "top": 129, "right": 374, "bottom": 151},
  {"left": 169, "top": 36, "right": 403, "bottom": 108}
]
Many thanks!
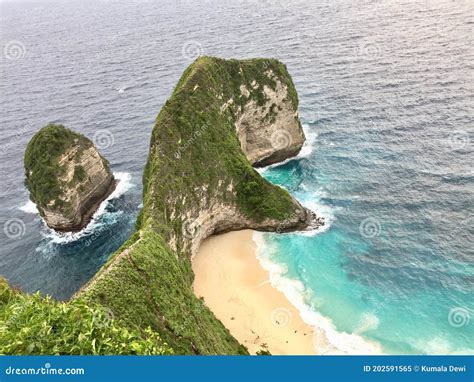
[{"left": 4, "top": 57, "right": 306, "bottom": 355}]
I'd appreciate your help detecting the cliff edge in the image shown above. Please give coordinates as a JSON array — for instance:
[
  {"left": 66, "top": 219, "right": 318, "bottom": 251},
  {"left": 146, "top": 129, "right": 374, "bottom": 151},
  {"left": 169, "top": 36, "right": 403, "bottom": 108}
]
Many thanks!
[
  {"left": 79, "top": 57, "right": 322, "bottom": 354},
  {"left": 24, "top": 124, "right": 116, "bottom": 231}
]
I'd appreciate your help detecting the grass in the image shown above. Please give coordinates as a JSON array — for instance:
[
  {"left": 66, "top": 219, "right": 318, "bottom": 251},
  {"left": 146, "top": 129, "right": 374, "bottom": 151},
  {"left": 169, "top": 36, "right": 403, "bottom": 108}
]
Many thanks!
[{"left": 81, "top": 57, "right": 302, "bottom": 354}]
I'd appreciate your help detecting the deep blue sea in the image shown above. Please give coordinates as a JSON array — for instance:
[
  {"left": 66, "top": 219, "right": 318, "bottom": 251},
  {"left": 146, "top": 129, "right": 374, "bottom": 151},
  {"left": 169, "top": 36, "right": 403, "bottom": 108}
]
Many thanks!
[{"left": 0, "top": 0, "right": 472, "bottom": 354}]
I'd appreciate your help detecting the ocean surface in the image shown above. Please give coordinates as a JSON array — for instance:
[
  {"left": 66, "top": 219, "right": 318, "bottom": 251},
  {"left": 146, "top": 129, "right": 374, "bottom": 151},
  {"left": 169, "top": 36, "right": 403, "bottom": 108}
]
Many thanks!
[{"left": 0, "top": 0, "right": 472, "bottom": 354}]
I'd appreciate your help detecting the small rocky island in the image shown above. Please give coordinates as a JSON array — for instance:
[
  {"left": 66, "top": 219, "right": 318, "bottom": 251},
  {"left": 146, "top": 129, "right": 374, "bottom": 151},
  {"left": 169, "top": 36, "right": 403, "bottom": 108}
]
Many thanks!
[{"left": 24, "top": 124, "right": 116, "bottom": 231}]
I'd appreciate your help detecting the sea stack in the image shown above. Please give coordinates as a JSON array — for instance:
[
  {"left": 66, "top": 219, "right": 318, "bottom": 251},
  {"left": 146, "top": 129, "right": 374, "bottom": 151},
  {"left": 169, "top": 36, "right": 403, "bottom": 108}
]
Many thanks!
[
  {"left": 234, "top": 64, "right": 306, "bottom": 167},
  {"left": 24, "top": 124, "right": 116, "bottom": 232}
]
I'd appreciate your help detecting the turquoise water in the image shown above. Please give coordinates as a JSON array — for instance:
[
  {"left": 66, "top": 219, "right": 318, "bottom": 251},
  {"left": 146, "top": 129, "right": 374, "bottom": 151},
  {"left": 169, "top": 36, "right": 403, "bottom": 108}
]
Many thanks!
[{"left": 259, "top": 120, "right": 473, "bottom": 354}]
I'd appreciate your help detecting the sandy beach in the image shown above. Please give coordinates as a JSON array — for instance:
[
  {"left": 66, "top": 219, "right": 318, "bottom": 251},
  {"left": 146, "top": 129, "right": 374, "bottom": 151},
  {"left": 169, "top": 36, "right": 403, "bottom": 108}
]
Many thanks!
[{"left": 192, "top": 229, "right": 318, "bottom": 355}]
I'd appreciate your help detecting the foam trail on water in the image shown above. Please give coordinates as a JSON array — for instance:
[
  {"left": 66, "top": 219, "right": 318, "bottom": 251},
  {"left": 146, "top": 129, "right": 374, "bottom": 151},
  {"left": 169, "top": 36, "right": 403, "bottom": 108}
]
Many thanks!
[
  {"left": 20, "top": 172, "right": 133, "bottom": 244},
  {"left": 253, "top": 232, "right": 384, "bottom": 355}
]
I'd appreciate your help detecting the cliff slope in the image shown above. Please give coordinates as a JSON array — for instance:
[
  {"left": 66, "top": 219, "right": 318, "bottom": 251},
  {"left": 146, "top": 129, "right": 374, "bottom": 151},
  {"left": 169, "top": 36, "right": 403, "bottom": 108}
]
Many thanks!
[
  {"left": 24, "top": 124, "right": 116, "bottom": 231},
  {"left": 79, "top": 57, "right": 321, "bottom": 354}
]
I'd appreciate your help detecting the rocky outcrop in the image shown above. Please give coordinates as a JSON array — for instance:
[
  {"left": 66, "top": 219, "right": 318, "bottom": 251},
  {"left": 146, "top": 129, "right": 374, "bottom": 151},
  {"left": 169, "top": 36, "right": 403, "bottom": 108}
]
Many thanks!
[
  {"left": 158, "top": 58, "right": 321, "bottom": 257},
  {"left": 180, "top": 193, "right": 321, "bottom": 257},
  {"left": 79, "top": 57, "right": 323, "bottom": 355},
  {"left": 24, "top": 124, "right": 115, "bottom": 232},
  {"left": 235, "top": 69, "right": 306, "bottom": 167}
]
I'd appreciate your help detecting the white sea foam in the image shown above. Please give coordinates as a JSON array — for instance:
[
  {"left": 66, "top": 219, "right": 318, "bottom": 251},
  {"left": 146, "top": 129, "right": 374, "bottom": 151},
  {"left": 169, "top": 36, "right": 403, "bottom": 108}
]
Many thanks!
[
  {"left": 19, "top": 200, "right": 39, "bottom": 214},
  {"left": 296, "top": 191, "right": 335, "bottom": 236},
  {"left": 297, "top": 124, "right": 318, "bottom": 158},
  {"left": 20, "top": 172, "right": 133, "bottom": 244},
  {"left": 411, "top": 337, "right": 474, "bottom": 355},
  {"left": 253, "top": 231, "right": 384, "bottom": 355}
]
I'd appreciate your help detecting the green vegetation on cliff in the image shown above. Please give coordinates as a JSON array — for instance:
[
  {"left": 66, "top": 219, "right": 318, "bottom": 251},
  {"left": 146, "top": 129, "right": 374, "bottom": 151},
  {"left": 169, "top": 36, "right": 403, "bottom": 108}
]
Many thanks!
[
  {"left": 141, "top": 57, "right": 298, "bottom": 245},
  {"left": 0, "top": 279, "right": 172, "bottom": 355},
  {"left": 24, "top": 124, "right": 90, "bottom": 209},
  {"left": 83, "top": 227, "right": 247, "bottom": 354}
]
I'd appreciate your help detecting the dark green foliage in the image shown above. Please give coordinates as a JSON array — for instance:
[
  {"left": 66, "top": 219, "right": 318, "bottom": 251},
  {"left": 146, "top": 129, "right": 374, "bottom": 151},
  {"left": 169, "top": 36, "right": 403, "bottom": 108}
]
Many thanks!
[
  {"left": 235, "top": 169, "right": 295, "bottom": 221},
  {"left": 24, "top": 124, "right": 90, "bottom": 207},
  {"left": 141, "top": 57, "right": 298, "bottom": 238},
  {"left": 0, "top": 279, "right": 172, "bottom": 355},
  {"left": 73, "top": 165, "right": 87, "bottom": 183}
]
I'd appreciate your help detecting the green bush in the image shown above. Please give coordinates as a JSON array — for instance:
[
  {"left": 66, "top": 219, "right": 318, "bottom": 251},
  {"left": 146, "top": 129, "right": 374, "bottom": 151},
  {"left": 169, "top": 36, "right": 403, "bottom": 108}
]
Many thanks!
[
  {"left": 0, "top": 279, "right": 172, "bottom": 355},
  {"left": 73, "top": 165, "right": 87, "bottom": 183}
]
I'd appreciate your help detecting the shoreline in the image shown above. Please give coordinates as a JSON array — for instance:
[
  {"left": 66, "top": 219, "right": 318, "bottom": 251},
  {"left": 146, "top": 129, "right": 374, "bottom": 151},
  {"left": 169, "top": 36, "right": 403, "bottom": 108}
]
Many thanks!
[
  {"left": 192, "top": 229, "right": 320, "bottom": 355},
  {"left": 21, "top": 172, "right": 133, "bottom": 245}
]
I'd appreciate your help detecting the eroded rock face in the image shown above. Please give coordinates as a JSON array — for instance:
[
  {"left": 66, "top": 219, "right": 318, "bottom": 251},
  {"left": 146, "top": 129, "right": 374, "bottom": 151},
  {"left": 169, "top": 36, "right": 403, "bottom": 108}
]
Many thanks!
[
  {"left": 234, "top": 69, "right": 306, "bottom": 167},
  {"left": 148, "top": 61, "right": 324, "bottom": 256},
  {"left": 24, "top": 124, "right": 115, "bottom": 232},
  {"left": 175, "top": 184, "right": 321, "bottom": 258},
  {"left": 42, "top": 145, "right": 115, "bottom": 231}
]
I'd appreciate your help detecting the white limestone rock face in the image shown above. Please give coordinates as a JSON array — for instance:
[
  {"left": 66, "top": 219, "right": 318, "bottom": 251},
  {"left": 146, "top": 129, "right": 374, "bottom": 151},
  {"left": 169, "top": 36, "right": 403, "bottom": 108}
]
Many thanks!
[
  {"left": 234, "top": 69, "right": 305, "bottom": 167},
  {"left": 42, "top": 145, "right": 115, "bottom": 231}
]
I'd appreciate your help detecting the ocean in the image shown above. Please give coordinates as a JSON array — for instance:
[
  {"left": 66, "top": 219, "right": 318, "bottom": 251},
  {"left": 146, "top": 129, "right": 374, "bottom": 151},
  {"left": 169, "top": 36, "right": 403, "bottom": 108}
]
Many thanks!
[{"left": 0, "top": 0, "right": 472, "bottom": 354}]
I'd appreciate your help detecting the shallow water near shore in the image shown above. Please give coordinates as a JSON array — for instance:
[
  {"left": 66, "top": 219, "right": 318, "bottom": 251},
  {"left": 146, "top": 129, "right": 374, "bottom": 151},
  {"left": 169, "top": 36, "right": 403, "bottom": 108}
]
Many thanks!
[{"left": 0, "top": 0, "right": 472, "bottom": 352}]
